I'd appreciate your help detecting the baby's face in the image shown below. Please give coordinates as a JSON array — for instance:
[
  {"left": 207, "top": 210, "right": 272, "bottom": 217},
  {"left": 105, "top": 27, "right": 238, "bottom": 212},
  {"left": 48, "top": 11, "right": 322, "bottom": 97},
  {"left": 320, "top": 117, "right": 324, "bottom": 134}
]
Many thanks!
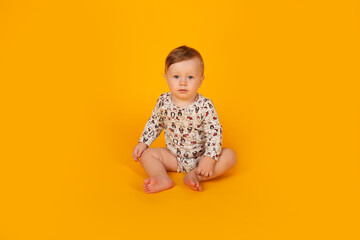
[{"left": 164, "top": 57, "right": 204, "bottom": 103}]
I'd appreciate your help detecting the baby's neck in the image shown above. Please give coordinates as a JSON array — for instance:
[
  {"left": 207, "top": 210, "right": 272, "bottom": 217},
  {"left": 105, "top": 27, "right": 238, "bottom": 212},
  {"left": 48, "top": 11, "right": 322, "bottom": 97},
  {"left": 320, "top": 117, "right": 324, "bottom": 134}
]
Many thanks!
[{"left": 171, "top": 93, "right": 198, "bottom": 107}]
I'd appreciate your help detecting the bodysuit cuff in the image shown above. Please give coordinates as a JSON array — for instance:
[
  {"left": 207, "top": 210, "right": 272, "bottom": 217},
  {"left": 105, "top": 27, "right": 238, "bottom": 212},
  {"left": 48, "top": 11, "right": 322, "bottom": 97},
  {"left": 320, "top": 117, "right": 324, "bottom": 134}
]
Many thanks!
[
  {"left": 138, "top": 140, "right": 150, "bottom": 147},
  {"left": 203, "top": 151, "right": 220, "bottom": 162},
  {"left": 138, "top": 137, "right": 153, "bottom": 147}
]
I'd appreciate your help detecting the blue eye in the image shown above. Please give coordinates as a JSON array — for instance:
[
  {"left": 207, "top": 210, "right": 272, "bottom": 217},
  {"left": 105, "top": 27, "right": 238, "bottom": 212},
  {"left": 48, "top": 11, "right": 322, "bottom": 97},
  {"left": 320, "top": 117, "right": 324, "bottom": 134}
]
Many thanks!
[
  {"left": 188, "top": 76, "right": 193, "bottom": 79},
  {"left": 174, "top": 75, "right": 179, "bottom": 79}
]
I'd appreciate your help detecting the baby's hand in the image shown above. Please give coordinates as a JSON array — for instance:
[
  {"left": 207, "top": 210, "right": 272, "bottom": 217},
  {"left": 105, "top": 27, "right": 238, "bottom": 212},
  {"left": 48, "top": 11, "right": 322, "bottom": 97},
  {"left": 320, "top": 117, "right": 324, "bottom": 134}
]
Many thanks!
[
  {"left": 132, "top": 142, "right": 148, "bottom": 162},
  {"left": 195, "top": 156, "right": 216, "bottom": 177}
]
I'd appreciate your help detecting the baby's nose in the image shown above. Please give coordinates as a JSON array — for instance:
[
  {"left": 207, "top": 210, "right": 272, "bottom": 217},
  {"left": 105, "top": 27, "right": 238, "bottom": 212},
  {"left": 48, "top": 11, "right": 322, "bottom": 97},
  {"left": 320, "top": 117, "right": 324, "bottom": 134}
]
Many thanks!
[{"left": 179, "top": 78, "right": 187, "bottom": 85}]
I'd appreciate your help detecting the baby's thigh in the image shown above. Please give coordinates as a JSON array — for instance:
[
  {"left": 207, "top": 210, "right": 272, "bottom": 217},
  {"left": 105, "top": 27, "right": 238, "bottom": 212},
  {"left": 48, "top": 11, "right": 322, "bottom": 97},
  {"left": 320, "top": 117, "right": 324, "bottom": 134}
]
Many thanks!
[{"left": 144, "top": 147, "right": 178, "bottom": 172}]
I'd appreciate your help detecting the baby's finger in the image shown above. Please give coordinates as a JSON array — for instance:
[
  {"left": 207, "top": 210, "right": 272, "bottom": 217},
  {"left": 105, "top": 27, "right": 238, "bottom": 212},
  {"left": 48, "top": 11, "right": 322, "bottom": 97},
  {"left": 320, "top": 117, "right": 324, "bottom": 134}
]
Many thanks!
[
  {"left": 138, "top": 150, "right": 143, "bottom": 158},
  {"left": 132, "top": 153, "right": 139, "bottom": 162}
]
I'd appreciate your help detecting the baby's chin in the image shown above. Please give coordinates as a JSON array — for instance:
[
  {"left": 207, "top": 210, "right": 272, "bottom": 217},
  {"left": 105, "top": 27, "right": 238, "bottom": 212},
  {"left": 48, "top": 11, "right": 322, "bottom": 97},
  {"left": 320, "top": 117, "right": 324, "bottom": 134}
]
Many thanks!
[{"left": 173, "top": 91, "right": 197, "bottom": 99}]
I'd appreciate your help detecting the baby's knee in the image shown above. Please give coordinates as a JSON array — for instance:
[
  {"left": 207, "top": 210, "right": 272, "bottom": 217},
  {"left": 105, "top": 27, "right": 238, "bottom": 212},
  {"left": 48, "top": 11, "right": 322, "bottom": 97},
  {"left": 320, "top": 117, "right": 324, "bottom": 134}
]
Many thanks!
[
  {"left": 140, "top": 148, "right": 152, "bottom": 160},
  {"left": 224, "top": 148, "right": 237, "bottom": 168},
  {"left": 140, "top": 148, "right": 159, "bottom": 163}
]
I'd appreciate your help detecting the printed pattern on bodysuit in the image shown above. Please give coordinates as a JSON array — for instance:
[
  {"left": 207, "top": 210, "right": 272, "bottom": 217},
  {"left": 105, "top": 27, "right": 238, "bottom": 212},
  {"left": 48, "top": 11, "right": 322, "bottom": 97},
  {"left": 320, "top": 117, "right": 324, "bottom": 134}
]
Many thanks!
[{"left": 138, "top": 92, "right": 223, "bottom": 172}]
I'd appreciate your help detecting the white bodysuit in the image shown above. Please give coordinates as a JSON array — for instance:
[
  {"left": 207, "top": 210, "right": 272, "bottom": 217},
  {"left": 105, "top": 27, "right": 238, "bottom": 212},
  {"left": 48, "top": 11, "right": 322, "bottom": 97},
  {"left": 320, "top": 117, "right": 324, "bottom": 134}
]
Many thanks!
[{"left": 138, "top": 92, "right": 223, "bottom": 173}]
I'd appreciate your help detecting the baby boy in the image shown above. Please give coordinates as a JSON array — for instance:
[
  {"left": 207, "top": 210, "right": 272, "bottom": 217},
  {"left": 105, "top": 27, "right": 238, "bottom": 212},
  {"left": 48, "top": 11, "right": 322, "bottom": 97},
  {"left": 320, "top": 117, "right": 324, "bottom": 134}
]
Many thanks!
[{"left": 132, "top": 45, "right": 237, "bottom": 193}]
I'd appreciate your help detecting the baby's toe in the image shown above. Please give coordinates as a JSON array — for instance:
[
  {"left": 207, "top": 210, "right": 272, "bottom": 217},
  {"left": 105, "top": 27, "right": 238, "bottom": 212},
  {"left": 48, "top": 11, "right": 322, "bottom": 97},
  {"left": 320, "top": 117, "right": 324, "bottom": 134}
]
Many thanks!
[
  {"left": 144, "top": 178, "right": 151, "bottom": 184},
  {"left": 190, "top": 179, "right": 197, "bottom": 187},
  {"left": 195, "top": 181, "right": 203, "bottom": 191}
]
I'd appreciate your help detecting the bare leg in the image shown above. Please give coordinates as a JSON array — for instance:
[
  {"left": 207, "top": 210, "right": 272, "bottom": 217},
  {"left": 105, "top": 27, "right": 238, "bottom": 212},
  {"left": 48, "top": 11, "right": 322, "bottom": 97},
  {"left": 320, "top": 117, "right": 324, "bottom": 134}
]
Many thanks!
[
  {"left": 183, "top": 148, "right": 237, "bottom": 191},
  {"left": 197, "top": 148, "right": 237, "bottom": 181},
  {"left": 140, "top": 147, "right": 178, "bottom": 193}
]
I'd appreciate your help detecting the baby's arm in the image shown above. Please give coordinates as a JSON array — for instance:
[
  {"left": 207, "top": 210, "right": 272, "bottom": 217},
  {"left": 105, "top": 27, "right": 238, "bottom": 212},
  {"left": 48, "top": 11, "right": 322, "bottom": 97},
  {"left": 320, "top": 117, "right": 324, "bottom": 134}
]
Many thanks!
[
  {"left": 132, "top": 95, "right": 164, "bottom": 161},
  {"left": 195, "top": 99, "right": 223, "bottom": 177}
]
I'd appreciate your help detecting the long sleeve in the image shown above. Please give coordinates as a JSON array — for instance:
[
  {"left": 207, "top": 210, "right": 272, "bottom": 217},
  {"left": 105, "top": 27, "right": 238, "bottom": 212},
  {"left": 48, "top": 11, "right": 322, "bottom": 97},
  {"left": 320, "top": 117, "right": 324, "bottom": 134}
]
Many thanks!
[
  {"left": 138, "top": 96, "right": 165, "bottom": 147},
  {"left": 202, "top": 99, "right": 223, "bottom": 161}
]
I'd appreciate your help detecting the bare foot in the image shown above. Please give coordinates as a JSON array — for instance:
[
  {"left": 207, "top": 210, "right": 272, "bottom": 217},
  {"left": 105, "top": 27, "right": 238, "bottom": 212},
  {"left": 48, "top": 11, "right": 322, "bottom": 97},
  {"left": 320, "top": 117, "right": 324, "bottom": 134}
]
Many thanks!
[
  {"left": 183, "top": 170, "right": 203, "bottom": 192},
  {"left": 143, "top": 175, "right": 174, "bottom": 193}
]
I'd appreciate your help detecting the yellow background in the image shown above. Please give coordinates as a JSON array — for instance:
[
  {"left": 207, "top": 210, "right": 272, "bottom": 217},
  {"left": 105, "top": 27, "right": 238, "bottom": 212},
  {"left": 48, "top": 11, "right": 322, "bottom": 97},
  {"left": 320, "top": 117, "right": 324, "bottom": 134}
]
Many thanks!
[{"left": 1, "top": 0, "right": 359, "bottom": 239}]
